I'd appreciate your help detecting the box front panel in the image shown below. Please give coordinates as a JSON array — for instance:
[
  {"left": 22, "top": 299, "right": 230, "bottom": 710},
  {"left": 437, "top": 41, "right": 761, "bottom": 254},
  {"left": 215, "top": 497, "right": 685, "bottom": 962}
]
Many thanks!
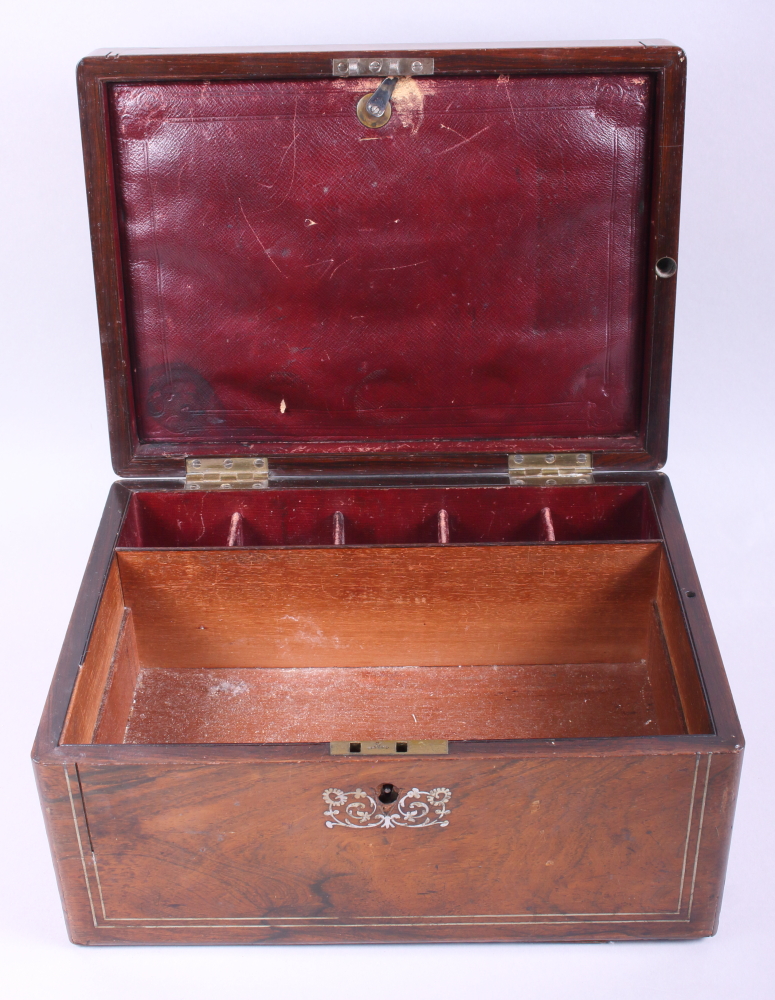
[{"left": 70, "top": 753, "right": 719, "bottom": 942}]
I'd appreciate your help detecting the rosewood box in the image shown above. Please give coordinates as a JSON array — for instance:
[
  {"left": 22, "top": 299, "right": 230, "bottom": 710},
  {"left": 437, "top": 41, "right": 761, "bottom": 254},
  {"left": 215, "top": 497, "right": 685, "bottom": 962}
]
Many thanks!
[{"left": 33, "top": 41, "right": 743, "bottom": 945}]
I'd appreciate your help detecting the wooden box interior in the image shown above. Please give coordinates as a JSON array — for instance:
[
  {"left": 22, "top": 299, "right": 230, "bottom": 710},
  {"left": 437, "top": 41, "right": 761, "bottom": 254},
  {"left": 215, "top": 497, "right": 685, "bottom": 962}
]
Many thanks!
[{"left": 61, "top": 484, "right": 712, "bottom": 746}]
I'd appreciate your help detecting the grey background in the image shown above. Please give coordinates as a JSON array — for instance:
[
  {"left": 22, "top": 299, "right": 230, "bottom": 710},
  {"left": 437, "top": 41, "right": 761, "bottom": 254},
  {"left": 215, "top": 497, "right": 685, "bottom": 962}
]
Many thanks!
[{"left": 1, "top": 2, "right": 772, "bottom": 997}]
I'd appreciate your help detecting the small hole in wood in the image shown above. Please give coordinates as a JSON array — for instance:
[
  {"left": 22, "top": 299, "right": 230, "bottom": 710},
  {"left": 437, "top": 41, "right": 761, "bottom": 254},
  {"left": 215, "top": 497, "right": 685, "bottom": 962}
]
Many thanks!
[
  {"left": 685, "top": 591, "right": 696, "bottom": 598},
  {"left": 396, "top": 741, "right": 408, "bottom": 753},
  {"left": 655, "top": 256, "right": 677, "bottom": 278},
  {"left": 378, "top": 783, "right": 399, "bottom": 804},
  {"left": 349, "top": 742, "right": 361, "bottom": 753}
]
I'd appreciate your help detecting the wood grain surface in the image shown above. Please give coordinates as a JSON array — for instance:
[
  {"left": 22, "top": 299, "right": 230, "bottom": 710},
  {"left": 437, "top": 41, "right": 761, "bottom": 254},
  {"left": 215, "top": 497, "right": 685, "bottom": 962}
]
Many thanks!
[
  {"left": 93, "top": 611, "right": 140, "bottom": 744},
  {"left": 115, "top": 543, "right": 663, "bottom": 670},
  {"left": 60, "top": 560, "right": 125, "bottom": 744},
  {"left": 657, "top": 553, "right": 712, "bottom": 733},
  {"left": 119, "top": 661, "right": 680, "bottom": 744},
  {"left": 63, "top": 541, "right": 716, "bottom": 745},
  {"left": 29, "top": 748, "right": 738, "bottom": 944}
]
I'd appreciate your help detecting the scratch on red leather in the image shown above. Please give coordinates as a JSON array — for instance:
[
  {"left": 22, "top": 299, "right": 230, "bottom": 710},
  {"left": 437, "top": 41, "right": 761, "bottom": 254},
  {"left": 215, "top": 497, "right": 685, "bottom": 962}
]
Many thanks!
[{"left": 109, "top": 74, "right": 652, "bottom": 447}]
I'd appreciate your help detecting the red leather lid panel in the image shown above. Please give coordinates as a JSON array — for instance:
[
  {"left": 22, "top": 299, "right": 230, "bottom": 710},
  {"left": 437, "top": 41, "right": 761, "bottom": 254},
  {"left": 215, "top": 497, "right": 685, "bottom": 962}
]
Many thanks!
[{"left": 109, "top": 73, "right": 653, "bottom": 454}]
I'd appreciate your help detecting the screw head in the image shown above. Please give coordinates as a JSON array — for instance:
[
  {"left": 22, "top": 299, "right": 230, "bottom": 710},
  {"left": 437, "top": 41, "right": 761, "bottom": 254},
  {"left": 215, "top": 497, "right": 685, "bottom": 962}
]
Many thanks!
[
  {"left": 336, "top": 61, "right": 348, "bottom": 73},
  {"left": 223, "top": 458, "right": 233, "bottom": 469},
  {"left": 512, "top": 454, "right": 524, "bottom": 465},
  {"left": 191, "top": 458, "right": 202, "bottom": 468},
  {"left": 369, "top": 60, "right": 382, "bottom": 73},
  {"left": 254, "top": 458, "right": 264, "bottom": 468},
  {"left": 545, "top": 454, "right": 556, "bottom": 464},
  {"left": 546, "top": 478, "right": 557, "bottom": 486},
  {"left": 411, "top": 61, "right": 423, "bottom": 73}
]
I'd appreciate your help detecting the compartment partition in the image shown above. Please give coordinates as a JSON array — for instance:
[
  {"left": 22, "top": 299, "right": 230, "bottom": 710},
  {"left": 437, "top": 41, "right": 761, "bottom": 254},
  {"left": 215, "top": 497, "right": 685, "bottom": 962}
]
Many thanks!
[
  {"left": 117, "top": 484, "right": 661, "bottom": 548},
  {"left": 61, "top": 538, "right": 712, "bottom": 747}
]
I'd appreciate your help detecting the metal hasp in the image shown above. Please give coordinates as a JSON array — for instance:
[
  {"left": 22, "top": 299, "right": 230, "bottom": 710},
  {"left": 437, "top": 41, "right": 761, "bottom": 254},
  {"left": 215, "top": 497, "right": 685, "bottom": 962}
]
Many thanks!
[
  {"left": 185, "top": 456, "right": 269, "bottom": 490},
  {"left": 330, "top": 739, "right": 449, "bottom": 755},
  {"left": 508, "top": 453, "right": 593, "bottom": 485},
  {"left": 332, "top": 56, "right": 434, "bottom": 77},
  {"left": 365, "top": 77, "right": 397, "bottom": 118},
  {"left": 356, "top": 77, "right": 398, "bottom": 128}
]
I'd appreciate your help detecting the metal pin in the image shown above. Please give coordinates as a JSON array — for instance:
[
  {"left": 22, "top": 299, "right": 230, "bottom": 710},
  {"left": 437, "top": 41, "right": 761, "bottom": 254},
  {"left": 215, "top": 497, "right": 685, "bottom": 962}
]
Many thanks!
[
  {"left": 540, "top": 507, "right": 556, "bottom": 542},
  {"left": 227, "top": 512, "right": 243, "bottom": 547},
  {"left": 437, "top": 509, "right": 450, "bottom": 544},
  {"left": 333, "top": 511, "right": 346, "bottom": 546}
]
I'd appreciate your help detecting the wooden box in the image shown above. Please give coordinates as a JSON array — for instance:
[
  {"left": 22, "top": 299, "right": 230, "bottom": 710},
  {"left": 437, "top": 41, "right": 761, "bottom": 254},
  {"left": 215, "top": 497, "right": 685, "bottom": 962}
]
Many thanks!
[{"left": 33, "top": 42, "right": 743, "bottom": 945}]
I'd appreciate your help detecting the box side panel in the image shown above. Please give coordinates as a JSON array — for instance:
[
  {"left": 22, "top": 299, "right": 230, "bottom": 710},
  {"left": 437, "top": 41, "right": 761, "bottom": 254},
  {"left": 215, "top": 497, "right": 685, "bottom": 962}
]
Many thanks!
[
  {"left": 33, "top": 483, "right": 132, "bottom": 760},
  {"left": 60, "top": 560, "right": 126, "bottom": 744},
  {"left": 656, "top": 553, "right": 712, "bottom": 732},
  {"left": 688, "top": 749, "right": 744, "bottom": 936},
  {"left": 33, "top": 762, "right": 104, "bottom": 945},
  {"left": 63, "top": 750, "right": 738, "bottom": 944},
  {"left": 651, "top": 475, "right": 743, "bottom": 742}
]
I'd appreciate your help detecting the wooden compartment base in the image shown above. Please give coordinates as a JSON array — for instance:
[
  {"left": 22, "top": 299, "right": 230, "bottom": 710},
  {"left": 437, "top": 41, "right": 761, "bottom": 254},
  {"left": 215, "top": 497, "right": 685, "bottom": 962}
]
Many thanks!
[
  {"left": 61, "top": 540, "right": 711, "bottom": 746},
  {"left": 122, "top": 661, "right": 676, "bottom": 744}
]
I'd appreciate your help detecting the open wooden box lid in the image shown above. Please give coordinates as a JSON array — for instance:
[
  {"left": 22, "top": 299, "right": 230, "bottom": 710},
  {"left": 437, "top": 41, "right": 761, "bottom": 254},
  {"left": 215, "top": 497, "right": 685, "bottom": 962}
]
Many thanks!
[{"left": 77, "top": 42, "right": 685, "bottom": 478}]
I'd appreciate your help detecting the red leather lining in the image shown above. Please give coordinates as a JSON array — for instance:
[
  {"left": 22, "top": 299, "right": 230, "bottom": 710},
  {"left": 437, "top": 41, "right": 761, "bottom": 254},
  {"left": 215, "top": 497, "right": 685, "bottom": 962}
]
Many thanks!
[
  {"left": 117, "top": 484, "right": 659, "bottom": 547},
  {"left": 110, "top": 73, "right": 653, "bottom": 452}
]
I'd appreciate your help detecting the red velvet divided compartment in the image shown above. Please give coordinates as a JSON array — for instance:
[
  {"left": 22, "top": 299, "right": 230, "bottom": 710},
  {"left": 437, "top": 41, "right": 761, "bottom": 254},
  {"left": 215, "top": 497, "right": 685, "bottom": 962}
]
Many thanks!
[
  {"left": 118, "top": 483, "right": 659, "bottom": 548},
  {"left": 110, "top": 73, "right": 653, "bottom": 454}
]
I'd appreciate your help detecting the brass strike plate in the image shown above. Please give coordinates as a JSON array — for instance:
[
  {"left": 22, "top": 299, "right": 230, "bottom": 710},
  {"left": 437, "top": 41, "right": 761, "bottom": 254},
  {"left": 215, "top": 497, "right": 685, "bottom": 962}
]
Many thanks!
[{"left": 330, "top": 739, "right": 448, "bottom": 755}]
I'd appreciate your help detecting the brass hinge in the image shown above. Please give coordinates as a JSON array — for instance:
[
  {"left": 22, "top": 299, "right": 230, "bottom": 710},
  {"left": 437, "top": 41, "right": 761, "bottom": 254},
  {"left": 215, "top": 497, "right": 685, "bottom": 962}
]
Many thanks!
[
  {"left": 185, "top": 457, "right": 269, "bottom": 490},
  {"left": 508, "top": 453, "right": 593, "bottom": 485}
]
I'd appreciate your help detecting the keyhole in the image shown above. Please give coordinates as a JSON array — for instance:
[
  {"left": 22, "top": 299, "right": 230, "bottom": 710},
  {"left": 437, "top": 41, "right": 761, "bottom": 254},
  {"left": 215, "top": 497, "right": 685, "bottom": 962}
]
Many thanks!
[{"left": 378, "top": 783, "right": 399, "bottom": 804}]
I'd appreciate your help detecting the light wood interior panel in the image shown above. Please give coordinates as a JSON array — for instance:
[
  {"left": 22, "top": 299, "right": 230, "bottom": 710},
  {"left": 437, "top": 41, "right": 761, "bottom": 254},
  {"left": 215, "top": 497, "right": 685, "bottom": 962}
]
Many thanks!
[
  {"left": 116, "top": 544, "right": 663, "bottom": 670},
  {"left": 61, "top": 560, "right": 125, "bottom": 744},
  {"left": 656, "top": 557, "right": 713, "bottom": 734},
  {"left": 66, "top": 542, "right": 713, "bottom": 745},
  {"left": 93, "top": 610, "right": 140, "bottom": 743},
  {"left": 645, "top": 606, "right": 687, "bottom": 734},
  {"left": 121, "top": 662, "right": 672, "bottom": 744}
]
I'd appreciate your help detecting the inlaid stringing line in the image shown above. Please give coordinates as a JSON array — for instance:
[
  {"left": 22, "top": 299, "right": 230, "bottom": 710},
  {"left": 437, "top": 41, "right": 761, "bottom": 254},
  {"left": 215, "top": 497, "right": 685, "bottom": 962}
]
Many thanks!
[
  {"left": 687, "top": 753, "right": 713, "bottom": 920},
  {"left": 135, "top": 918, "right": 694, "bottom": 930},
  {"left": 75, "top": 763, "right": 110, "bottom": 921},
  {"left": 69, "top": 755, "right": 711, "bottom": 928},
  {"left": 676, "top": 753, "right": 700, "bottom": 913},
  {"left": 99, "top": 755, "right": 702, "bottom": 922},
  {"left": 64, "top": 765, "right": 99, "bottom": 928}
]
